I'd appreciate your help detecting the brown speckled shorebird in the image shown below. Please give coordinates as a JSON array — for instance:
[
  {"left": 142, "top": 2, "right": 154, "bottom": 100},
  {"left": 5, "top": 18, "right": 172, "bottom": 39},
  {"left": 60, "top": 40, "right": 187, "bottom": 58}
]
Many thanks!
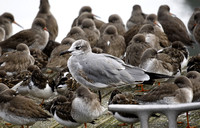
[
  {"left": 0, "top": 83, "right": 51, "bottom": 127},
  {"left": 0, "top": 12, "right": 23, "bottom": 40},
  {"left": 35, "top": 0, "right": 58, "bottom": 41},
  {"left": 0, "top": 18, "right": 49, "bottom": 53}
]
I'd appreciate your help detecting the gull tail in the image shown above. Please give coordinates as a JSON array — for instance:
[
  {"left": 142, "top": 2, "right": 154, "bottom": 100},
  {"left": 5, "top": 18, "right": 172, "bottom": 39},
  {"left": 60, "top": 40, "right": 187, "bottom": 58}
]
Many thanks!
[{"left": 145, "top": 72, "right": 174, "bottom": 80}]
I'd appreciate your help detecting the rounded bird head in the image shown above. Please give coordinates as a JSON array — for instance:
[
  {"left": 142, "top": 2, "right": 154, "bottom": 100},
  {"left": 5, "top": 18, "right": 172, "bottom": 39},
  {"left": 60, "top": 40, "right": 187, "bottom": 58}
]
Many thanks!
[
  {"left": 61, "top": 37, "right": 75, "bottom": 45},
  {"left": 81, "top": 18, "right": 95, "bottom": 29},
  {"left": 32, "top": 18, "right": 47, "bottom": 30},
  {"left": 60, "top": 39, "right": 92, "bottom": 56},
  {"left": 104, "top": 25, "right": 118, "bottom": 35},
  {"left": 108, "top": 14, "right": 122, "bottom": 23},
  {"left": 139, "top": 24, "right": 155, "bottom": 34},
  {"left": 1, "top": 12, "right": 15, "bottom": 22},
  {"left": 186, "top": 71, "right": 200, "bottom": 80},
  {"left": 133, "top": 5, "right": 142, "bottom": 12},
  {"left": 174, "top": 76, "right": 193, "bottom": 89},
  {"left": 16, "top": 43, "right": 29, "bottom": 52},
  {"left": 194, "top": 12, "right": 200, "bottom": 24},
  {"left": 132, "top": 34, "right": 145, "bottom": 43},
  {"left": 0, "top": 83, "right": 9, "bottom": 93},
  {"left": 68, "top": 26, "right": 85, "bottom": 36},
  {"left": 79, "top": 6, "right": 92, "bottom": 15}
]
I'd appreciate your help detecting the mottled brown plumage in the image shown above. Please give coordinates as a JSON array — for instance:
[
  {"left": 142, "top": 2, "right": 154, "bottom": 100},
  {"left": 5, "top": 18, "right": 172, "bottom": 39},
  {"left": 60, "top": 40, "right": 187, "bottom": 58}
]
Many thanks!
[
  {"left": 0, "top": 43, "right": 35, "bottom": 74},
  {"left": 186, "top": 71, "right": 200, "bottom": 102},
  {"left": 188, "top": 7, "right": 200, "bottom": 34},
  {"left": 81, "top": 18, "right": 100, "bottom": 48},
  {"left": 66, "top": 26, "right": 88, "bottom": 41},
  {"left": 193, "top": 12, "right": 200, "bottom": 44},
  {"left": 100, "top": 14, "right": 125, "bottom": 36},
  {"left": 157, "top": 5, "right": 194, "bottom": 46},
  {"left": 96, "top": 25, "right": 126, "bottom": 58},
  {"left": 0, "top": 84, "right": 51, "bottom": 126},
  {"left": 0, "top": 18, "right": 49, "bottom": 52},
  {"left": 35, "top": 0, "right": 58, "bottom": 40},
  {"left": 137, "top": 76, "right": 193, "bottom": 104},
  {"left": 47, "top": 38, "right": 74, "bottom": 69},
  {"left": 125, "top": 34, "right": 151, "bottom": 66},
  {"left": 187, "top": 54, "right": 200, "bottom": 73},
  {"left": 126, "top": 5, "right": 147, "bottom": 30},
  {"left": 0, "top": 12, "right": 22, "bottom": 39}
]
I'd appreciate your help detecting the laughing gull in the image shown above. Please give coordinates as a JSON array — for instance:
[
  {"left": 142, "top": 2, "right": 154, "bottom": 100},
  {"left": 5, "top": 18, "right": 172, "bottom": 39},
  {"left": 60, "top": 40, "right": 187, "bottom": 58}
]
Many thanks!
[{"left": 60, "top": 39, "right": 172, "bottom": 91}]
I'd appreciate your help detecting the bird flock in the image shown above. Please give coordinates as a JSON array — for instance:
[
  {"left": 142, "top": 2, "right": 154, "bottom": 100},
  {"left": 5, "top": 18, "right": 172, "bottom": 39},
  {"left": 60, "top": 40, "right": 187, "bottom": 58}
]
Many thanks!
[{"left": 0, "top": 0, "right": 200, "bottom": 128}]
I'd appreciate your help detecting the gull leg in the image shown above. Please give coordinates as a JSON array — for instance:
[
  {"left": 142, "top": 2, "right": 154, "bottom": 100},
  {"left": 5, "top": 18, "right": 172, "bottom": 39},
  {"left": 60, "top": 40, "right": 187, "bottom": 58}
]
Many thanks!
[{"left": 136, "top": 84, "right": 149, "bottom": 92}]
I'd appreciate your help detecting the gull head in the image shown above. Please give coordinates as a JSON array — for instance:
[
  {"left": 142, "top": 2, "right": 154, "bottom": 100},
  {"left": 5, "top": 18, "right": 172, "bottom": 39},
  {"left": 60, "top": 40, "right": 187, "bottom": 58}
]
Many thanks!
[{"left": 60, "top": 39, "right": 92, "bottom": 56}]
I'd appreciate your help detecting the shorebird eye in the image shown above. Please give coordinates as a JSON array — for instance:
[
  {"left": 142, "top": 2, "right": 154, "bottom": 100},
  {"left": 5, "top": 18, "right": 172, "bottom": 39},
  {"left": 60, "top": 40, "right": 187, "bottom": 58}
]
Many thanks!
[{"left": 75, "top": 46, "right": 81, "bottom": 50}]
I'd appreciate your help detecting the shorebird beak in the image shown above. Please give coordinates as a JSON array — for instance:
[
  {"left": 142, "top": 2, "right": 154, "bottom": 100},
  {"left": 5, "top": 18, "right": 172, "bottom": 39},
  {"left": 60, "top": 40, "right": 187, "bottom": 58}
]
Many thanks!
[
  {"left": 170, "top": 13, "right": 176, "bottom": 17},
  {"left": 13, "top": 21, "right": 24, "bottom": 29},
  {"left": 60, "top": 50, "right": 72, "bottom": 55},
  {"left": 43, "top": 27, "right": 48, "bottom": 31},
  {"left": 92, "top": 14, "right": 101, "bottom": 19},
  {"left": 154, "top": 21, "right": 160, "bottom": 27}
]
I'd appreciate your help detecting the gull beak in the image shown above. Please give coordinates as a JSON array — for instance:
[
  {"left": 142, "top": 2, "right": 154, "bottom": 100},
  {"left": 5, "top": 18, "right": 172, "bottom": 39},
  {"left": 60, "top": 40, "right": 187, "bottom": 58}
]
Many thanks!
[
  {"left": 13, "top": 21, "right": 24, "bottom": 29},
  {"left": 60, "top": 50, "right": 72, "bottom": 56}
]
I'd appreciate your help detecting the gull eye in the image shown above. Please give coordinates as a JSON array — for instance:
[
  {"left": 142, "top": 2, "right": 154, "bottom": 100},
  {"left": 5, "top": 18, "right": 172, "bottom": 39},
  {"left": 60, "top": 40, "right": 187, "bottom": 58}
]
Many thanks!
[{"left": 75, "top": 46, "right": 81, "bottom": 50}]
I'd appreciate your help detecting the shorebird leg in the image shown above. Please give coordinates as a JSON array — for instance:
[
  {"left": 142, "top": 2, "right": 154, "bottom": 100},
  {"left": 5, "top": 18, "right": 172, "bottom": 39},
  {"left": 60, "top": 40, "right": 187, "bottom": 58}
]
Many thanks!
[
  {"left": 39, "top": 99, "right": 45, "bottom": 107},
  {"left": 98, "top": 90, "right": 102, "bottom": 103},
  {"left": 135, "top": 84, "right": 149, "bottom": 92},
  {"left": 117, "top": 123, "right": 128, "bottom": 126},
  {"left": 186, "top": 112, "right": 196, "bottom": 128},
  {"left": 84, "top": 123, "right": 87, "bottom": 128},
  {"left": 5, "top": 123, "right": 12, "bottom": 126},
  {"left": 130, "top": 124, "right": 134, "bottom": 128}
]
